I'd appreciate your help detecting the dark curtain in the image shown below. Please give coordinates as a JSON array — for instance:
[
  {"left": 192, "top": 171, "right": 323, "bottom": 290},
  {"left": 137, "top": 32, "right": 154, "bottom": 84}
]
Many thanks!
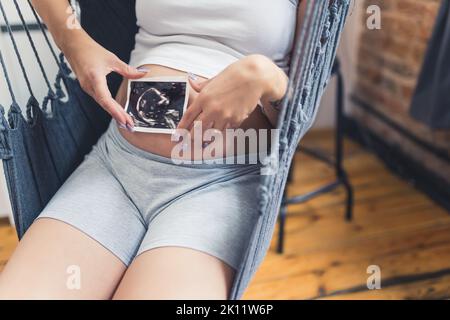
[
  {"left": 77, "top": 0, "right": 138, "bottom": 96},
  {"left": 410, "top": 0, "right": 450, "bottom": 129}
]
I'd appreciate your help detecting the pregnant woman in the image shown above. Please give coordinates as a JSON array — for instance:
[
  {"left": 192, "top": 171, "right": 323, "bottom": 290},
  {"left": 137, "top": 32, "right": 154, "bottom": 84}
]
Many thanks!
[{"left": 0, "top": 0, "right": 301, "bottom": 299}]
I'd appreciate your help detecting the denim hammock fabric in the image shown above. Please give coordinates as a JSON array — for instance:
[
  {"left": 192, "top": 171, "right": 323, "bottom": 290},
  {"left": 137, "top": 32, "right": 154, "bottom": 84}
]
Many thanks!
[
  {"left": 410, "top": 0, "right": 450, "bottom": 129},
  {"left": 0, "top": 0, "right": 350, "bottom": 299}
]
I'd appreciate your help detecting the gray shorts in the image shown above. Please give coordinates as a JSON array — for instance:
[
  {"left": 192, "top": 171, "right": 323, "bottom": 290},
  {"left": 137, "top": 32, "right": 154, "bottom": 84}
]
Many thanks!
[{"left": 37, "top": 122, "right": 261, "bottom": 270}]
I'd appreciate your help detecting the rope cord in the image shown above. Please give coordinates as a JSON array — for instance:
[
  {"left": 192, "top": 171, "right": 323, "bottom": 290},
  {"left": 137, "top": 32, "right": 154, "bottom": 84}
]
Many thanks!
[
  {"left": 0, "top": 0, "right": 34, "bottom": 97},
  {"left": 0, "top": 48, "right": 17, "bottom": 104},
  {"left": 12, "top": 0, "right": 54, "bottom": 94},
  {"left": 26, "top": 0, "right": 62, "bottom": 69}
]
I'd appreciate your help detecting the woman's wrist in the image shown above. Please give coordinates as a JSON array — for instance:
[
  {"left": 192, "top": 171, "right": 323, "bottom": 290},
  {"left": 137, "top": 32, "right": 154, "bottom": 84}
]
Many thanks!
[
  {"left": 58, "top": 29, "right": 91, "bottom": 57},
  {"left": 246, "top": 54, "right": 288, "bottom": 104}
]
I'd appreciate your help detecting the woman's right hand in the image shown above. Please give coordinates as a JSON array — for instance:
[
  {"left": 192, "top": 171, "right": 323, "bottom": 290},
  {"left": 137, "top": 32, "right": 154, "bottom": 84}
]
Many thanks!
[
  {"left": 62, "top": 33, "right": 147, "bottom": 128},
  {"left": 29, "top": 0, "right": 147, "bottom": 127}
]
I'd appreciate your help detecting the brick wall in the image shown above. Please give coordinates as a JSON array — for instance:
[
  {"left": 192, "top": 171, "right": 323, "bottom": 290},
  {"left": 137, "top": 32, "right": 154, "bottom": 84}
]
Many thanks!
[{"left": 352, "top": 0, "right": 450, "bottom": 183}]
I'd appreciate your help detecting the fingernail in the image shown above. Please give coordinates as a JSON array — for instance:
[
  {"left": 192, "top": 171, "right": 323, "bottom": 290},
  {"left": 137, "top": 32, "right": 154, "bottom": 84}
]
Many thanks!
[
  {"left": 118, "top": 123, "right": 127, "bottom": 130},
  {"left": 137, "top": 67, "right": 150, "bottom": 73},
  {"left": 126, "top": 123, "right": 135, "bottom": 132},
  {"left": 187, "top": 72, "right": 198, "bottom": 81}
]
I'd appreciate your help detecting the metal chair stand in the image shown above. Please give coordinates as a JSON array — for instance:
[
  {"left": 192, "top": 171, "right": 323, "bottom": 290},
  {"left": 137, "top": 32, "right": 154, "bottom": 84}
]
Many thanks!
[{"left": 277, "top": 59, "right": 354, "bottom": 254}]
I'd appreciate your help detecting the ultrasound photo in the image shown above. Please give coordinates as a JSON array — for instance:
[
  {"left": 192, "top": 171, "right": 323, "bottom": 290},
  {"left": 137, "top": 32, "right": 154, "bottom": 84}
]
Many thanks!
[{"left": 125, "top": 77, "right": 189, "bottom": 133}]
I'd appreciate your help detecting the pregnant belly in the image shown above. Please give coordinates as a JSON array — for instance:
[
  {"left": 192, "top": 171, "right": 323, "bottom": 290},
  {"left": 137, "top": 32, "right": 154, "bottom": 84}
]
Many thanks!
[{"left": 115, "top": 64, "right": 272, "bottom": 160}]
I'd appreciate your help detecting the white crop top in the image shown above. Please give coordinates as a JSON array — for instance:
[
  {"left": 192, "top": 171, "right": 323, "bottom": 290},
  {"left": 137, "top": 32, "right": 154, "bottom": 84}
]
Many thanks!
[{"left": 129, "top": 0, "right": 298, "bottom": 79}]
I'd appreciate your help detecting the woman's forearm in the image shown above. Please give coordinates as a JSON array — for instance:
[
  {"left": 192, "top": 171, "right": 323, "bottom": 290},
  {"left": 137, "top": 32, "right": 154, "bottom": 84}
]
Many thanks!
[
  {"left": 251, "top": 55, "right": 289, "bottom": 127},
  {"left": 30, "top": 0, "right": 89, "bottom": 53},
  {"left": 30, "top": 0, "right": 145, "bottom": 128},
  {"left": 256, "top": 0, "right": 306, "bottom": 127}
]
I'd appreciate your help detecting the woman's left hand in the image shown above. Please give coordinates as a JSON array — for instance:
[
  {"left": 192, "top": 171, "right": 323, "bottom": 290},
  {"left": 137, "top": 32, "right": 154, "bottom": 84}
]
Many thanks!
[{"left": 177, "top": 54, "right": 287, "bottom": 137}]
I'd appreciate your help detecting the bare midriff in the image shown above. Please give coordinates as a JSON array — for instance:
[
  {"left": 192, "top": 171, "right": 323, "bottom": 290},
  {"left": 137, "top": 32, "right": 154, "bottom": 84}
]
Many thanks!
[{"left": 115, "top": 64, "right": 273, "bottom": 160}]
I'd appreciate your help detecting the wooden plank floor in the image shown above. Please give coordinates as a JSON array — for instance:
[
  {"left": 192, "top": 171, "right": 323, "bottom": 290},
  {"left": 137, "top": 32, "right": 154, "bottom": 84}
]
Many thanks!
[
  {"left": 1, "top": 130, "right": 449, "bottom": 299},
  {"left": 243, "top": 130, "right": 450, "bottom": 300}
]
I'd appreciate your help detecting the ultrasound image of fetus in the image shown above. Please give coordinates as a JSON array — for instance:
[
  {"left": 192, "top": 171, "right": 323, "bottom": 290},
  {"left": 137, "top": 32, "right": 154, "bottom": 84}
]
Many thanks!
[{"left": 127, "top": 80, "right": 187, "bottom": 130}]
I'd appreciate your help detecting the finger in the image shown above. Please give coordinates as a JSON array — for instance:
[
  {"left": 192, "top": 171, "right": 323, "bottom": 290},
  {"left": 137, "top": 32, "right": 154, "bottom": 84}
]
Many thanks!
[
  {"left": 188, "top": 88, "right": 199, "bottom": 106},
  {"left": 224, "top": 122, "right": 233, "bottom": 132},
  {"left": 91, "top": 75, "right": 133, "bottom": 127},
  {"left": 113, "top": 59, "right": 148, "bottom": 80},
  {"left": 197, "top": 113, "right": 215, "bottom": 142},
  {"left": 189, "top": 113, "right": 208, "bottom": 145},
  {"left": 177, "top": 99, "right": 202, "bottom": 130},
  {"left": 212, "top": 118, "right": 229, "bottom": 133},
  {"left": 189, "top": 77, "right": 211, "bottom": 93}
]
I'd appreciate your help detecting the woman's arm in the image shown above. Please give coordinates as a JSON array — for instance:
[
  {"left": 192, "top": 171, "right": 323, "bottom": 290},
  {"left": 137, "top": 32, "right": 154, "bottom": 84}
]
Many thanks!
[
  {"left": 257, "top": 55, "right": 290, "bottom": 127},
  {"left": 30, "top": 0, "right": 80, "bottom": 50},
  {"left": 176, "top": 54, "right": 286, "bottom": 134},
  {"left": 178, "top": 1, "right": 307, "bottom": 131},
  {"left": 257, "top": 0, "right": 308, "bottom": 125},
  {"left": 30, "top": 0, "right": 146, "bottom": 129}
]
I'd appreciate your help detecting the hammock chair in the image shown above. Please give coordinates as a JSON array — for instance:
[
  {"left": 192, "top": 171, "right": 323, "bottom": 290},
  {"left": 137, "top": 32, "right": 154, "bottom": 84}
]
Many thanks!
[{"left": 0, "top": 0, "right": 350, "bottom": 299}]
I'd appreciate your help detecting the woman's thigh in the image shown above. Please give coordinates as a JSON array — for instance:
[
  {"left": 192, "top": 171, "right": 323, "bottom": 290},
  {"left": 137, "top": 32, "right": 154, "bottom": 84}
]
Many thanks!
[
  {"left": 113, "top": 247, "right": 234, "bottom": 300},
  {"left": 112, "top": 166, "right": 260, "bottom": 299},
  {"left": 0, "top": 218, "right": 126, "bottom": 300}
]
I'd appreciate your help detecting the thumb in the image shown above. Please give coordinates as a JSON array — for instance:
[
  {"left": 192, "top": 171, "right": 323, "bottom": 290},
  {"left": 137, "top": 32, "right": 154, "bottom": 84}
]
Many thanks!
[
  {"left": 113, "top": 59, "right": 148, "bottom": 79},
  {"left": 189, "top": 77, "right": 211, "bottom": 93}
]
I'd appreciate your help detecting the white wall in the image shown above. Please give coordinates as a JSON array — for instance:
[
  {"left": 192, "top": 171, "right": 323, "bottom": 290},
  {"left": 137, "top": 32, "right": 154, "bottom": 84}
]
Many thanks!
[
  {"left": 313, "top": 0, "right": 363, "bottom": 128},
  {"left": 0, "top": 2, "right": 60, "bottom": 108}
]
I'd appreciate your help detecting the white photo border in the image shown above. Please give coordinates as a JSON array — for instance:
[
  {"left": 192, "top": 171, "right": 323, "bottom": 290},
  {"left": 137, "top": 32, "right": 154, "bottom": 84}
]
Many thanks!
[{"left": 124, "top": 76, "right": 190, "bottom": 134}]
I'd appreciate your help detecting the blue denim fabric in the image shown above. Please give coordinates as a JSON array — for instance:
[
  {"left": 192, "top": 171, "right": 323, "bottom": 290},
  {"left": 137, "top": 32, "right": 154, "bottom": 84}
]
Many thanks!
[
  {"left": 0, "top": 70, "right": 110, "bottom": 236},
  {"left": 229, "top": 0, "right": 350, "bottom": 299},
  {"left": 0, "top": 0, "right": 350, "bottom": 300}
]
